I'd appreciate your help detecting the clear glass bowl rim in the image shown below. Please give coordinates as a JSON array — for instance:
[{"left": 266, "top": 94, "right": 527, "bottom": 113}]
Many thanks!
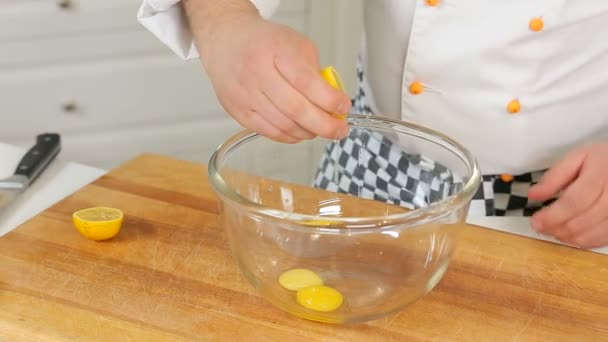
[{"left": 208, "top": 114, "right": 481, "bottom": 230}]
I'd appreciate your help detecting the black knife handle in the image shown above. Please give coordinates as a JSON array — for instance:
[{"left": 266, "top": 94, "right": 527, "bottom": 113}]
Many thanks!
[{"left": 14, "top": 133, "right": 61, "bottom": 185}]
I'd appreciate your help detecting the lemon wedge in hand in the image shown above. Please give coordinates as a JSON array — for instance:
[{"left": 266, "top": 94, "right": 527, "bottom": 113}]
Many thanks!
[
  {"left": 321, "top": 66, "right": 345, "bottom": 92},
  {"left": 321, "top": 66, "right": 348, "bottom": 120},
  {"left": 73, "top": 207, "right": 124, "bottom": 241}
]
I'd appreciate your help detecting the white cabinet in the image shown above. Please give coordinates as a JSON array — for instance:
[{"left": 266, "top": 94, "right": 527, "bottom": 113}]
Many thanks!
[{"left": 0, "top": 0, "right": 362, "bottom": 169}]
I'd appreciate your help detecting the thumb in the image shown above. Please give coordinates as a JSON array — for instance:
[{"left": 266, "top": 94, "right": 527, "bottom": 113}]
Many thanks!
[{"left": 528, "top": 148, "right": 588, "bottom": 201}]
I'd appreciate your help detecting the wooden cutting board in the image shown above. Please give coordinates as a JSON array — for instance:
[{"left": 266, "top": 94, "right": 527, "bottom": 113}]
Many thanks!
[{"left": 1, "top": 154, "right": 607, "bottom": 341}]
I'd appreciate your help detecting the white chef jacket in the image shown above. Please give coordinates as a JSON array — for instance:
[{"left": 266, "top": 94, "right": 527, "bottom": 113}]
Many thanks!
[{"left": 138, "top": 0, "right": 608, "bottom": 176}]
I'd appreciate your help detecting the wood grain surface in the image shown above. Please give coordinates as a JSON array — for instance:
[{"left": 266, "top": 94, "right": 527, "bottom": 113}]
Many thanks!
[{"left": 1, "top": 154, "right": 607, "bottom": 341}]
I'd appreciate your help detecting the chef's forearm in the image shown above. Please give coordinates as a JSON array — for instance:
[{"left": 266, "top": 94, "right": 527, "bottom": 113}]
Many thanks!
[{"left": 182, "top": 0, "right": 260, "bottom": 39}]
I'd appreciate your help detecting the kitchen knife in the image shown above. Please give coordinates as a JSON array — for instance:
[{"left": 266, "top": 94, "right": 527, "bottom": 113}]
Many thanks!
[{"left": 0, "top": 133, "right": 61, "bottom": 211}]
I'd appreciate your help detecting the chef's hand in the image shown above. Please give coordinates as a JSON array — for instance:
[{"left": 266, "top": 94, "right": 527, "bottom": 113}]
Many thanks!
[
  {"left": 528, "top": 143, "right": 608, "bottom": 249},
  {"left": 183, "top": 0, "right": 351, "bottom": 143}
]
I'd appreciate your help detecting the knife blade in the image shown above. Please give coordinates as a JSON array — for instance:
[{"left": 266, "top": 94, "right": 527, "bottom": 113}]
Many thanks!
[{"left": 0, "top": 133, "right": 61, "bottom": 211}]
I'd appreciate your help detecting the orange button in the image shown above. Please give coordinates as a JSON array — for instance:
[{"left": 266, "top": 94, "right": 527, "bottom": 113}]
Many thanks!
[
  {"left": 426, "top": 0, "right": 440, "bottom": 6},
  {"left": 409, "top": 81, "right": 424, "bottom": 95},
  {"left": 500, "top": 174, "right": 514, "bottom": 183},
  {"left": 507, "top": 99, "right": 521, "bottom": 114},
  {"left": 529, "top": 17, "right": 544, "bottom": 32}
]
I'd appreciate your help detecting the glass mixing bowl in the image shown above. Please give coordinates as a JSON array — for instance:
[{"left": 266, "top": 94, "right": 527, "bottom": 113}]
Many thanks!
[{"left": 208, "top": 114, "right": 481, "bottom": 324}]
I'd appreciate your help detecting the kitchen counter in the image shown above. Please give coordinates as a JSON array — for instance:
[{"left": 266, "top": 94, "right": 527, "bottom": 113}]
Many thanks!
[{"left": 1, "top": 154, "right": 606, "bottom": 340}]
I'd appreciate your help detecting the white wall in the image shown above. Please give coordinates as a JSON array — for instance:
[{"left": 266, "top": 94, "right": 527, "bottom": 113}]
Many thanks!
[
  {"left": 0, "top": 0, "right": 364, "bottom": 170},
  {"left": 307, "top": 0, "right": 364, "bottom": 97}
]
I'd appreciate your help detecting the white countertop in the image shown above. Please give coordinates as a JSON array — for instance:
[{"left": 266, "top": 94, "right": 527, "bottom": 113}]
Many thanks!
[
  {"left": 468, "top": 213, "right": 608, "bottom": 255},
  {"left": 1, "top": 141, "right": 605, "bottom": 254},
  {"left": 0, "top": 142, "right": 106, "bottom": 236}
]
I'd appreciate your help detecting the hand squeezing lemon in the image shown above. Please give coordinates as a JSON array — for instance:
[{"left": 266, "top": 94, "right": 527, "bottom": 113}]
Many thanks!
[
  {"left": 321, "top": 66, "right": 348, "bottom": 120},
  {"left": 73, "top": 207, "right": 124, "bottom": 241}
]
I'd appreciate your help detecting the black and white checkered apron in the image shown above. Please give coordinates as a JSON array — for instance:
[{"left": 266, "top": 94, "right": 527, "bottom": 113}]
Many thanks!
[{"left": 312, "top": 58, "right": 555, "bottom": 217}]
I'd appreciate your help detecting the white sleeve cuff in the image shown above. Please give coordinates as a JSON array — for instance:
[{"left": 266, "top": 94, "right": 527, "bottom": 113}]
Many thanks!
[{"left": 137, "top": 0, "right": 281, "bottom": 60}]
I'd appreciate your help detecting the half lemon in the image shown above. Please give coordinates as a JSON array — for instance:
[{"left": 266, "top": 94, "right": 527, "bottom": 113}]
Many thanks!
[{"left": 73, "top": 207, "right": 124, "bottom": 241}]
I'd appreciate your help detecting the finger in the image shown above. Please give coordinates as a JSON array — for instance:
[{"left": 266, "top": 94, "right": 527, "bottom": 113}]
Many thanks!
[
  {"left": 274, "top": 56, "right": 352, "bottom": 115},
  {"left": 566, "top": 219, "right": 608, "bottom": 249},
  {"left": 222, "top": 87, "right": 301, "bottom": 143},
  {"left": 233, "top": 110, "right": 299, "bottom": 144},
  {"left": 530, "top": 174, "right": 602, "bottom": 233},
  {"left": 262, "top": 72, "right": 349, "bottom": 140},
  {"left": 528, "top": 148, "right": 589, "bottom": 202},
  {"left": 552, "top": 187, "right": 608, "bottom": 243},
  {"left": 256, "top": 91, "right": 315, "bottom": 140}
]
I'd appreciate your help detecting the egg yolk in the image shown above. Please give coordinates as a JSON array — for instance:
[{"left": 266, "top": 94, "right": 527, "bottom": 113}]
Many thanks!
[
  {"left": 296, "top": 285, "right": 344, "bottom": 312},
  {"left": 279, "top": 269, "right": 324, "bottom": 291}
]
